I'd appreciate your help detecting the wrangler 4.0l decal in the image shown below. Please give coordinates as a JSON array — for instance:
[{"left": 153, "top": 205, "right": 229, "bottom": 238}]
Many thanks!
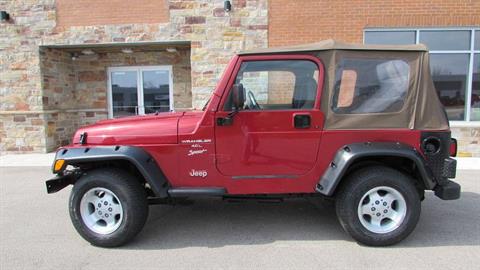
[{"left": 181, "top": 139, "right": 212, "bottom": 144}]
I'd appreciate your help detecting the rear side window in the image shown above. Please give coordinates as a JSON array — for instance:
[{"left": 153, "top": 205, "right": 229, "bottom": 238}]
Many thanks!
[{"left": 332, "top": 58, "right": 410, "bottom": 114}]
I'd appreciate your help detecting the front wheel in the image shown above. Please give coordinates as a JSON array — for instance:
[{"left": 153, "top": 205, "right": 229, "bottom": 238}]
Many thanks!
[
  {"left": 69, "top": 168, "right": 148, "bottom": 247},
  {"left": 335, "top": 166, "right": 421, "bottom": 246}
]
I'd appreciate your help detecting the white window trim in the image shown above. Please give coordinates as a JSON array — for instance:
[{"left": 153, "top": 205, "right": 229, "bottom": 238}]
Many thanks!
[
  {"left": 364, "top": 27, "right": 480, "bottom": 124},
  {"left": 107, "top": 65, "right": 174, "bottom": 119}
]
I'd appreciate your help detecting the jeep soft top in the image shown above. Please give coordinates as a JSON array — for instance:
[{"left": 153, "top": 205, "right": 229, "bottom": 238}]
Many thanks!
[{"left": 46, "top": 39, "right": 459, "bottom": 247}]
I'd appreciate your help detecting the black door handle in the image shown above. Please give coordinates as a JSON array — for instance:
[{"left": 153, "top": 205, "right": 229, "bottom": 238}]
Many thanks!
[{"left": 294, "top": 114, "right": 311, "bottom": 129}]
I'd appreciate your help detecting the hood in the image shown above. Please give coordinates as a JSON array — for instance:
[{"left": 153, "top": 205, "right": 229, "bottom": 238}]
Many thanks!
[{"left": 72, "top": 112, "right": 185, "bottom": 145}]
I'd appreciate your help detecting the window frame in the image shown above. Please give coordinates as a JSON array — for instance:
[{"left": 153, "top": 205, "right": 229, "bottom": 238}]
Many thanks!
[
  {"left": 364, "top": 27, "right": 480, "bottom": 125},
  {"left": 107, "top": 65, "right": 174, "bottom": 119},
  {"left": 219, "top": 54, "right": 325, "bottom": 112}
]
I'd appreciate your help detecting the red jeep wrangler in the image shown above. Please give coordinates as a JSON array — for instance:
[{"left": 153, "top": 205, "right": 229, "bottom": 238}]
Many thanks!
[{"left": 46, "top": 40, "right": 460, "bottom": 247}]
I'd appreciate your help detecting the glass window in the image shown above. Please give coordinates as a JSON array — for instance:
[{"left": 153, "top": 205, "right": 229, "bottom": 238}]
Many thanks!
[
  {"left": 419, "top": 30, "right": 470, "bottom": 50},
  {"left": 142, "top": 70, "right": 171, "bottom": 113},
  {"left": 430, "top": 54, "right": 470, "bottom": 121},
  {"left": 365, "top": 31, "right": 416, "bottom": 45},
  {"left": 472, "top": 54, "right": 480, "bottom": 121},
  {"left": 475, "top": 31, "right": 480, "bottom": 50},
  {"left": 111, "top": 71, "right": 138, "bottom": 117},
  {"left": 225, "top": 60, "right": 319, "bottom": 111},
  {"left": 332, "top": 58, "right": 410, "bottom": 114}
]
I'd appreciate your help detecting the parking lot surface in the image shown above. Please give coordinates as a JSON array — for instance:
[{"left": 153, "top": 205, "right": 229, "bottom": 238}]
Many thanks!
[{"left": 1, "top": 167, "right": 479, "bottom": 269}]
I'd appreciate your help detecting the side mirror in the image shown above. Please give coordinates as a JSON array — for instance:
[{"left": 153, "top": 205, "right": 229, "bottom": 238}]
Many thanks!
[
  {"left": 217, "top": 84, "right": 245, "bottom": 126},
  {"left": 232, "top": 83, "right": 245, "bottom": 110}
]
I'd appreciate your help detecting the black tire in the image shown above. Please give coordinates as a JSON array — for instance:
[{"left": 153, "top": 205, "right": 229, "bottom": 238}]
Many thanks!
[
  {"left": 69, "top": 168, "right": 148, "bottom": 247},
  {"left": 335, "top": 166, "right": 421, "bottom": 246}
]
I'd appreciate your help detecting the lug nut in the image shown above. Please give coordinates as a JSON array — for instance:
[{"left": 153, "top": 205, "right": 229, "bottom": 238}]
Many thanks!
[
  {"left": 384, "top": 210, "right": 388, "bottom": 213},
  {"left": 376, "top": 213, "right": 381, "bottom": 217},
  {"left": 98, "top": 203, "right": 101, "bottom": 208},
  {"left": 371, "top": 207, "right": 376, "bottom": 211},
  {"left": 108, "top": 207, "right": 112, "bottom": 212},
  {"left": 105, "top": 214, "right": 109, "bottom": 218},
  {"left": 375, "top": 201, "right": 380, "bottom": 205},
  {"left": 383, "top": 202, "right": 387, "bottom": 206}
]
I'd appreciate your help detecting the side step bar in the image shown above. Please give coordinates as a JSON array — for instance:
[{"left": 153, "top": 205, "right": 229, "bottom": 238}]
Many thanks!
[{"left": 167, "top": 187, "right": 226, "bottom": 197}]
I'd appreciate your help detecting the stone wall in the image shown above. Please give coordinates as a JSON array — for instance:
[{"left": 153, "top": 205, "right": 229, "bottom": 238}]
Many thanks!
[
  {"left": 0, "top": 0, "right": 268, "bottom": 154},
  {"left": 39, "top": 47, "right": 192, "bottom": 150}
]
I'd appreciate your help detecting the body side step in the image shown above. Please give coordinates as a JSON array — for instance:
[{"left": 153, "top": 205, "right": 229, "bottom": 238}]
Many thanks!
[{"left": 167, "top": 187, "right": 226, "bottom": 197}]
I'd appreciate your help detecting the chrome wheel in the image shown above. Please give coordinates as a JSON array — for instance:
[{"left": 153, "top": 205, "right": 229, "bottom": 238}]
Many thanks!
[
  {"left": 357, "top": 186, "right": 407, "bottom": 234},
  {"left": 80, "top": 187, "right": 123, "bottom": 235}
]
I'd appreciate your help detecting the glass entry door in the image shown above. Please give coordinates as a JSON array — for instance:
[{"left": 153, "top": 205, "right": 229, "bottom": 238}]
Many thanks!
[{"left": 108, "top": 66, "right": 173, "bottom": 118}]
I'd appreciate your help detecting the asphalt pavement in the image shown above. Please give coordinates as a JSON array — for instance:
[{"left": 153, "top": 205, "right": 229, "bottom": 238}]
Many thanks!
[{"left": 0, "top": 167, "right": 479, "bottom": 270}]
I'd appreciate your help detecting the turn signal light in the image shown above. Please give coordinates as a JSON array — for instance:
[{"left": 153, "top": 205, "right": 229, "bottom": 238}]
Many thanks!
[{"left": 54, "top": 159, "right": 65, "bottom": 173}]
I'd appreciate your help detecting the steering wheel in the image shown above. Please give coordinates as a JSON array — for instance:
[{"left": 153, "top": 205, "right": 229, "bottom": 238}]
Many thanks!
[{"left": 247, "top": 90, "right": 261, "bottom": 110}]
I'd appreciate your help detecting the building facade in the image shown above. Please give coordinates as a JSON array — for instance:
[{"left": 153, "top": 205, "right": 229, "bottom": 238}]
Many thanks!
[{"left": 0, "top": 0, "right": 479, "bottom": 156}]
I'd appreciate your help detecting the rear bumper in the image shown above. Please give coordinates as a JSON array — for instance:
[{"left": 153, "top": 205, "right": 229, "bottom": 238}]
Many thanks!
[
  {"left": 434, "top": 180, "right": 461, "bottom": 200},
  {"left": 45, "top": 173, "right": 76, "bottom": 194},
  {"left": 433, "top": 158, "right": 460, "bottom": 200}
]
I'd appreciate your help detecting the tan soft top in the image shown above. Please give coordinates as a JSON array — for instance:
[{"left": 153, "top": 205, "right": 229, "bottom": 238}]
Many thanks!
[
  {"left": 239, "top": 39, "right": 448, "bottom": 131},
  {"left": 239, "top": 39, "right": 428, "bottom": 55}
]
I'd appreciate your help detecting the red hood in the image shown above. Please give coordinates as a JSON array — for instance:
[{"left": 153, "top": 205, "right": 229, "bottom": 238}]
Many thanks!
[{"left": 72, "top": 112, "right": 185, "bottom": 145}]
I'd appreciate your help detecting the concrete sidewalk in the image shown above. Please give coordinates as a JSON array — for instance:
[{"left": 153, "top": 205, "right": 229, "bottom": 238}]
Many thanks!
[{"left": 0, "top": 152, "right": 478, "bottom": 169}]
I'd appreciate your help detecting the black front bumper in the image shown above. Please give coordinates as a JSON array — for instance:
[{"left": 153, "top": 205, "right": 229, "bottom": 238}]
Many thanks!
[{"left": 45, "top": 173, "right": 76, "bottom": 194}]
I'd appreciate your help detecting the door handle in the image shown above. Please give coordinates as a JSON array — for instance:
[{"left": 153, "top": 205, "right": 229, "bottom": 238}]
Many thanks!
[{"left": 294, "top": 114, "right": 311, "bottom": 129}]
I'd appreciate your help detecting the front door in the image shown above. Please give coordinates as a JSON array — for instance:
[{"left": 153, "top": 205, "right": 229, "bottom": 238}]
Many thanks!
[
  {"left": 108, "top": 66, "right": 173, "bottom": 118},
  {"left": 215, "top": 56, "right": 325, "bottom": 179}
]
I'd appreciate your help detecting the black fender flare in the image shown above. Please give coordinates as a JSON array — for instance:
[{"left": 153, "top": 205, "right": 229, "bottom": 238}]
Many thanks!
[
  {"left": 54, "top": 146, "right": 170, "bottom": 198},
  {"left": 316, "top": 142, "right": 435, "bottom": 196}
]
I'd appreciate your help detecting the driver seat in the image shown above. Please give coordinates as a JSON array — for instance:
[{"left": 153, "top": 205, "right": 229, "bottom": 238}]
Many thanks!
[{"left": 292, "top": 77, "right": 317, "bottom": 109}]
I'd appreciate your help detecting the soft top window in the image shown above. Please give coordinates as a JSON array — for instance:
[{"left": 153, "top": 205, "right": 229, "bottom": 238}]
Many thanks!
[{"left": 332, "top": 58, "right": 410, "bottom": 114}]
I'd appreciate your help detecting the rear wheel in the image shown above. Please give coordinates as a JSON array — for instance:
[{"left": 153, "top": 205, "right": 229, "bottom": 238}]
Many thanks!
[
  {"left": 335, "top": 166, "right": 421, "bottom": 246},
  {"left": 69, "top": 168, "right": 148, "bottom": 247}
]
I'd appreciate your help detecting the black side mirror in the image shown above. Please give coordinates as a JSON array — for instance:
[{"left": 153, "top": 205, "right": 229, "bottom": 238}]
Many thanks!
[
  {"left": 232, "top": 83, "right": 245, "bottom": 110},
  {"left": 217, "top": 84, "right": 245, "bottom": 126}
]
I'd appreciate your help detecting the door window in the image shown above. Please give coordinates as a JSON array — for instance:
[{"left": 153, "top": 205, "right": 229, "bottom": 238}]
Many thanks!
[
  {"left": 142, "top": 70, "right": 171, "bottom": 114},
  {"left": 224, "top": 60, "right": 319, "bottom": 111},
  {"left": 111, "top": 71, "right": 139, "bottom": 117},
  {"left": 108, "top": 66, "right": 173, "bottom": 118}
]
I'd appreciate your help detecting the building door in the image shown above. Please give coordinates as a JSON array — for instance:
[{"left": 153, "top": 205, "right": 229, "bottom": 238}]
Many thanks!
[{"left": 107, "top": 66, "right": 173, "bottom": 118}]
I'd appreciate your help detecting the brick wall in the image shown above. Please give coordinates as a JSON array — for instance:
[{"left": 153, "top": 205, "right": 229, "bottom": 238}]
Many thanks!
[
  {"left": 56, "top": 0, "right": 170, "bottom": 27},
  {"left": 269, "top": 0, "right": 480, "bottom": 46}
]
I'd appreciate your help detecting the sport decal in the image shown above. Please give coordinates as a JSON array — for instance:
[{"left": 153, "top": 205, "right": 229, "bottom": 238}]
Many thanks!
[{"left": 188, "top": 149, "right": 208, "bottom": 156}]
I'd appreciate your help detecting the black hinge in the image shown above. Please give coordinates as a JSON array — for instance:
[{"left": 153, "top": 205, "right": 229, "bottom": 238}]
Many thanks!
[{"left": 79, "top": 132, "right": 87, "bottom": 145}]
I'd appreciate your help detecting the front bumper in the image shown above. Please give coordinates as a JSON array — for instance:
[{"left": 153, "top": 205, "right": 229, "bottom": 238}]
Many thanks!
[{"left": 45, "top": 172, "right": 76, "bottom": 194}]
